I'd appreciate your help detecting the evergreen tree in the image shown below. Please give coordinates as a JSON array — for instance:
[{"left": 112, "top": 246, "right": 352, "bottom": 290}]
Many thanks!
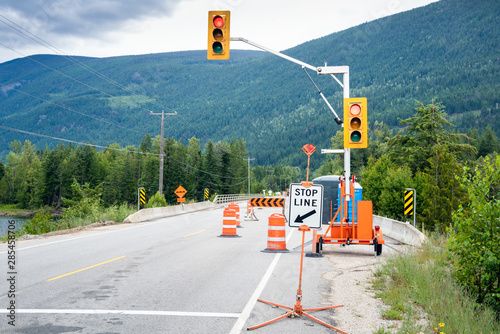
[
  {"left": 477, "top": 126, "right": 500, "bottom": 157},
  {"left": 140, "top": 134, "right": 152, "bottom": 153},
  {"left": 202, "top": 140, "right": 220, "bottom": 194},
  {"left": 186, "top": 137, "right": 202, "bottom": 200},
  {"left": 389, "top": 101, "right": 476, "bottom": 173}
]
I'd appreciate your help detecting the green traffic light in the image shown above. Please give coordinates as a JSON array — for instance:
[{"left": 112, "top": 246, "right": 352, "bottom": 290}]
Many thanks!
[
  {"left": 212, "top": 42, "right": 223, "bottom": 54},
  {"left": 350, "top": 131, "right": 361, "bottom": 142}
]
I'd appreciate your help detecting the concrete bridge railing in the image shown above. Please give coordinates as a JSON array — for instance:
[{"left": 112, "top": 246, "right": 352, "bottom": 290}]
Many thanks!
[{"left": 373, "top": 215, "right": 426, "bottom": 247}]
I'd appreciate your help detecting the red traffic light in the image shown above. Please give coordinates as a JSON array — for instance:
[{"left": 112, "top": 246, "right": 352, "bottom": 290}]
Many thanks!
[
  {"left": 349, "top": 104, "right": 361, "bottom": 116},
  {"left": 213, "top": 15, "right": 224, "bottom": 28}
]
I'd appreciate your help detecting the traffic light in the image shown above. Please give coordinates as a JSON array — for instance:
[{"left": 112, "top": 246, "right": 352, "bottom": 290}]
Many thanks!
[
  {"left": 344, "top": 97, "right": 367, "bottom": 149},
  {"left": 207, "top": 11, "right": 230, "bottom": 60}
]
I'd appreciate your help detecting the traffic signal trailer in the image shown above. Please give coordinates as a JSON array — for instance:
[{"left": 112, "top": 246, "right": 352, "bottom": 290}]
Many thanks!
[
  {"left": 212, "top": 12, "right": 380, "bottom": 254},
  {"left": 312, "top": 176, "right": 384, "bottom": 256}
]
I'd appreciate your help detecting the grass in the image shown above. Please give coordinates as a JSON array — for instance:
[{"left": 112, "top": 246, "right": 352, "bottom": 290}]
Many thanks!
[
  {"left": 371, "top": 233, "right": 500, "bottom": 334},
  {"left": 58, "top": 203, "right": 135, "bottom": 229},
  {"left": 1, "top": 203, "right": 136, "bottom": 242},
  {"left": 0, "top": 204, "right": 34, "bottom": 216}
]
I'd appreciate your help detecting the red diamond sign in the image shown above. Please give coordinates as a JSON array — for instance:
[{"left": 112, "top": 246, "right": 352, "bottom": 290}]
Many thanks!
[{"left": 302, "top": 144, "right": 316, "bottom": 156}]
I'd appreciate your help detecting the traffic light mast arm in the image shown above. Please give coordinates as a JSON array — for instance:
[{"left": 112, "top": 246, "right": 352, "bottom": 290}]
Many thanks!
[
  {"left": 230, "top": 37, "right": 317, "bottom": 71},
  {"left": 302, "top": 67, "right": 342, "bottom": 125},
  {"left": 231, "top": 36, "right": 343, "bottom": 125}
]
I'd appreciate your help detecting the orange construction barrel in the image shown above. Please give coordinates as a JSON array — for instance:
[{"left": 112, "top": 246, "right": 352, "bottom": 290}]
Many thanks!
[
  {"left": 219, "top": 207, "right": 240, "bottom": 238},
  {"left": 262, "top": 213, "right": 289, "bottom": 252},
  {"left": 228, "top": 202, "right": 241, "bottom": 227}
]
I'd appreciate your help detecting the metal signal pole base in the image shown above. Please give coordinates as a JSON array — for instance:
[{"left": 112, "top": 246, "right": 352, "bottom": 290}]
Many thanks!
[{"left": 247, "top": 225, "right": 347, "bottom": 333}]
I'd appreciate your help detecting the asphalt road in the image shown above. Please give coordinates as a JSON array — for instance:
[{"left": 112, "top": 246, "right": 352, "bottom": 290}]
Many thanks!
[{"left": 0, "top": 205, "right": 387, "bottom": 334}]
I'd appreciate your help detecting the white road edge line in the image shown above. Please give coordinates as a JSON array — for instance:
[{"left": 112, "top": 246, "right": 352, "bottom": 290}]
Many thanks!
[
  {"left": 229, "top": 227, "right": 296, "bottom": 334},
  {"left": 0, "top": 217, "right": 175, "bottom": 254},
  {"left": 0, "top": 309, "right": 241, "bottom": 318}
]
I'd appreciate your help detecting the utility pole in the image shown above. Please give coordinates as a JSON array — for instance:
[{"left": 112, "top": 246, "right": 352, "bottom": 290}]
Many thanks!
[
  {"left": 243, "top": 157, "right": 255, "bottom": 198},
  {"left": 150, "top": 110, "right": 177, "bottom": 196}
]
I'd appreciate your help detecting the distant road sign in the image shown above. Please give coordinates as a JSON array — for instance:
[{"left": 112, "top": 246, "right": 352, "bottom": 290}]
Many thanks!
[
  {"left": 404, "top": 189, "right": 414, "bottom": 215},
  {"left": 139, "top": 188, "right": 146, "bottom": 205},
  {"left": 175, "top": 185, "right": 187, "bottom": 198},
  {"left": 289, "top": 183, "right": 323, "bottom": 229}
]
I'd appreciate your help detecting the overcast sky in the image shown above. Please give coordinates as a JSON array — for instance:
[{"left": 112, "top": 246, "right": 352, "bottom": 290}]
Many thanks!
[{"left": 0, "top": 0, "right": 438, "bottom": 64}]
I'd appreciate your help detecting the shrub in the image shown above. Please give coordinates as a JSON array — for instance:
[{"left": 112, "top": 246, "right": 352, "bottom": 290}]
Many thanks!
[
  {"left": 448, "top": 155, "right": 500, "bottom": 316},
  {"left": 145, "top": 191, "right": 168, "bottom": 208},
  {"left": 23, "top": 209, "right": 56, "bottom": 234}
]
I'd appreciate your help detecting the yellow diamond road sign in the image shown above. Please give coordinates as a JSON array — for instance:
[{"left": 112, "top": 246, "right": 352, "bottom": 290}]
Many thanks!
[{"left": 174, "top": 185, "right": 187, "bottom": 198}]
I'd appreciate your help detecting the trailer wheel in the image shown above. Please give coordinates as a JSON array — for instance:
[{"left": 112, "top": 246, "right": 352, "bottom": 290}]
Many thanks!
[{"left": 376, "top": 243, "right": 382, "bottom": 256}]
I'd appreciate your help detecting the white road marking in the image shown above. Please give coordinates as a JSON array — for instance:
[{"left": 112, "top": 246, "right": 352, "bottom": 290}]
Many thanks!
[
  {"left": 0, "top": 217, "right": 179, "bottom": 254},
  {"left": 0, "top": 309, "right": 241, "bottom": 318},
  {"left": 229, "top": 228, "right": 295, "bottom": 334}
]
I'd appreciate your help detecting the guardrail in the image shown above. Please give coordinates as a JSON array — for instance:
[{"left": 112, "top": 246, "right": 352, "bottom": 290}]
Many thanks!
[{"left": 212, "top": 194, "right": 263, "bottom": 204}]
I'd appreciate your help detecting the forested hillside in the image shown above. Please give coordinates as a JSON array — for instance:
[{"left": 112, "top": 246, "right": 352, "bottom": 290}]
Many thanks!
[{"left": 0, "top": 0, "right": 498, "bottom": 170}]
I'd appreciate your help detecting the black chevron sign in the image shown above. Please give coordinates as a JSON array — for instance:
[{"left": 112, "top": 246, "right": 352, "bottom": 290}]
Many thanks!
[{"left": 249, "top": 197, "right": 285, "bottom": 207}]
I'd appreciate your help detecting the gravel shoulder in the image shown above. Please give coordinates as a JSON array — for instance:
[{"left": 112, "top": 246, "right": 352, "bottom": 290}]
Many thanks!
[{"left": 321, "top": 240, "right": 412, "bottom": 334}]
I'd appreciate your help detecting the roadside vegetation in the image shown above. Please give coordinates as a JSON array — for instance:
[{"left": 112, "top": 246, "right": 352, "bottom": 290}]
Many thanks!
[
  {"left": 315, "top": 101, "right": 500, "bottom": 331},
  {"left": 372, "top": 234, "right": 499, "bottom": 334}
]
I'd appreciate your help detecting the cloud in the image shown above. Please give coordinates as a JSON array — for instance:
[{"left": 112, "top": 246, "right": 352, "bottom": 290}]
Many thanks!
[{"left": 0, "top": 0, "right": 184, "bottom": 41}]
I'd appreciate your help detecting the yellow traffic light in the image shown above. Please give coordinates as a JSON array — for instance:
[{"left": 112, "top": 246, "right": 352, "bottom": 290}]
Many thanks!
[
  {"left": 344, "top": 97, "right": 367, "bottom": 149},
  {"left": 207, "top": 11, "right": 230, "bottom": 60}
]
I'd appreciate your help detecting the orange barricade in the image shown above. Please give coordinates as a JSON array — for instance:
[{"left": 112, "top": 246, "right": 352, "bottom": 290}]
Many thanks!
[
  {"left": 228, "top": 202, "right": 241, "bottom": 228},
  {"left": 219, "top": 208, "right": 240, "bottom": 238},
  {"left": 262, "top": 213, "right": 289, "bottom": 252},
  {"left": 245, "top": 200, "right": 258, "bottom": 221}
]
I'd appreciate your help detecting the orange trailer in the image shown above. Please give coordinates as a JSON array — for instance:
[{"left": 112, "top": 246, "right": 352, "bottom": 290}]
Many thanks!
[{"left": 312, "top": 176, "right": 384, "bottom": 256}]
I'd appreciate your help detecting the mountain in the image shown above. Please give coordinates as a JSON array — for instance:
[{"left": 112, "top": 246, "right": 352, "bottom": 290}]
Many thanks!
[{"left": 0, "top": 0, "right": 498, "bottom": 171}]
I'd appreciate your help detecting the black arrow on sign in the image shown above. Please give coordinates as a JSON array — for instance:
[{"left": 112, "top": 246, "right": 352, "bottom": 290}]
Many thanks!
[{"left": 294, "top": 210, "right": 317, "bottom": 223}]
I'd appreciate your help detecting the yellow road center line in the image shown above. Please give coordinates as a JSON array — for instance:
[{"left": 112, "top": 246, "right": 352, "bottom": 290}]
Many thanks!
[
  {"left": 183, "top": 229, "right": 207, "bottom": 238},
  {"left": 46, "top": 255, "right": 127, "bottom": 281}
]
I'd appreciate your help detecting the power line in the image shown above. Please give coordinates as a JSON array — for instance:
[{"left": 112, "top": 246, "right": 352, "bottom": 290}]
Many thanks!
[
  {"left": 0, "top": 41, "right": 159, "bottom": 115},
  {"left": 0, "top": 125, "right": 248, "bottom": 180},
  {"left": 0, "top": 16, "right": 199, "bottom": 141},
  {"left": 0, "top": 83, "right": 147, "bottom": 136},
  {"left": 0, "top": 125, "right": 159, "bottom": 156},
  {"left": 0, "top": 15, "right": 175, "bottom": 114}
]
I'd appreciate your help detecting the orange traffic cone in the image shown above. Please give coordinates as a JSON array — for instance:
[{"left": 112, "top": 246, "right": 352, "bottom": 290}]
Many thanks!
[
  {"left": 219, "top": 207, "right": 240, "bottom": 238},
  {"left": 228, "top": 202, "right": 241, "bottom": 228},
  {"left": 262, "top": 213, "right": 289, "bottom": 252}
]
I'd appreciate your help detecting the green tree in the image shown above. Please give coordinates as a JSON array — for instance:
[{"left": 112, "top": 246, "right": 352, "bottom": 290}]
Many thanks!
[
  {"left": 448, "top": 156, "right": 500, "bottom": 315},
  {"left": 202, "top": 140, "right": 220, "bottom": 193},
  {"left": 186, "top": 137, "right": 202, "bottom": 200},
  {"left": 420, "top": 148, "right": 466, "bottom": 230},
  {"left": 477, "top": 126, "right": 500, "bottom": 158},
  {"left": 61, "top": 179, "right": 102, "bottom": 229},
  {"left": 389, "top": 101, "right": 476, "bottom": 173},
  {"left": 360, "top": 155, "right": 394, "bottom": 214},
  {"left": 140, "top": 134, "right": 152, "bottom": 153}
]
